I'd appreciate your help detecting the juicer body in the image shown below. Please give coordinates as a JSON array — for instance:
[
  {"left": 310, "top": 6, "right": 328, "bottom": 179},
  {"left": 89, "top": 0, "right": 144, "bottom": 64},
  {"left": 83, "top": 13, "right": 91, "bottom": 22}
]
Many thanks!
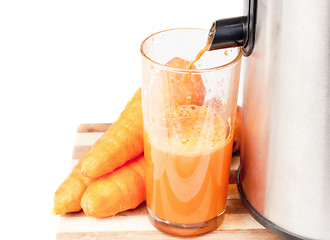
[{"left": 239, "top": 0, "right": 330, "bottom": 239}]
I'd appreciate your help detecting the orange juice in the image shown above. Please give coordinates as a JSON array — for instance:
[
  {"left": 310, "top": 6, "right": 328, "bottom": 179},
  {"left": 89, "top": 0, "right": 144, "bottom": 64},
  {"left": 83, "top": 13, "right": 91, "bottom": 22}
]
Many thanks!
[{"left": 144, "top": 105, "right": 233, "bottom": 235}]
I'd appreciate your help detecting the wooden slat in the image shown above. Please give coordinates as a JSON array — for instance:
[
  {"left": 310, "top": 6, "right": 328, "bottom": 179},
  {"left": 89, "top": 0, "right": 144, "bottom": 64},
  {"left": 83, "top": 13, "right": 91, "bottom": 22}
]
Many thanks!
[
  {"left": 229, "top": 170, "right": 238, "bottom": 184},
  {"left": 72, "top": 145, "right": 90, "bottom": 160},
  {"left": 226, "top": 199, "right": 248, "bottom": 214},
  {"left": 57, "top": 208, "right": 264, "bottom": 234},
  {"left": 57, "top": 229, "right": 282, "bottom": 240},
  {"left": 57, "top": 123, "right": 282, "bottom": 240},
  {"left": 74, "top": 132, "right": 104, "bottom": 146},
  {"left": 77, "top": 123, "right": 111, "bottom": 133},
  {"left": 227, "top": 184, "right": 239, "bottom": 200}
]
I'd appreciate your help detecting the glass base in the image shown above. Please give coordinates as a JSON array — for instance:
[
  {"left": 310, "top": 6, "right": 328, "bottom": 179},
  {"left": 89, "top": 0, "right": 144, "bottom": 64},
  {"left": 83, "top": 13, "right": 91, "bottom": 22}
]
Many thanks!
[{"left": 147, "top": 207, "right": 225, "bottom": 237}]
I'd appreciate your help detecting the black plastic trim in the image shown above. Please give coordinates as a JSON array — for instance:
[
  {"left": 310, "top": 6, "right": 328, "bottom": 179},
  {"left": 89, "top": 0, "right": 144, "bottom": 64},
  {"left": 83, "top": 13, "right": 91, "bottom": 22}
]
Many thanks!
[
  {"left": 242, "top": 0, "right": 257, "bottom": 56},
  {"left": 209, "top": 17, "right": 247, "bottom": 50}
]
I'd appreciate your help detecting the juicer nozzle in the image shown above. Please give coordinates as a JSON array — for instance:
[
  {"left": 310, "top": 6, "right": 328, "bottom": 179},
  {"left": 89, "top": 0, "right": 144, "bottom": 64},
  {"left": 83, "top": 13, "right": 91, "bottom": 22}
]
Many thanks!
[
  {"left": 208, "top": 17, "right": 247, "bottom": 50},
  {"left": 208, "top": 0, "right": 256, "bottom": 56}
]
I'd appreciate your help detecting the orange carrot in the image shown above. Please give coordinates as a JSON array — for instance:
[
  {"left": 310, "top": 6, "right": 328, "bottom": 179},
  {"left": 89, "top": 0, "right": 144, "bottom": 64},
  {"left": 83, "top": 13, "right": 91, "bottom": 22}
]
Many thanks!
[
  {"left": 80, "top": 89, "right": 143, "bottom": 179},
  {"left": 165, "top": 57, "right": 206, "bottom": 106},
  {"left": 52, "top": 161, "right": 91, "bottom": 215},
  {"left": 232, "top": 105, "right": 242, "bottom": 153},
  {"left": 150, "top": 57, "right": 206, "bottom": 107},
  {"left": 81, "top": 154, "right": 146, "bottom": 218},
  {"left": 53, "top": 89, "right": 143, "bottom": 215}
]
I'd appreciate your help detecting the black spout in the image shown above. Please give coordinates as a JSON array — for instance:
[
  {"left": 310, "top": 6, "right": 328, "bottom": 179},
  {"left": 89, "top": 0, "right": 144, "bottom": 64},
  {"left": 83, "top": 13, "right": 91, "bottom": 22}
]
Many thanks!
[
  {"left": 208, "top": 0, "right": 257, "bottom": 56},
  {"left": 209, "top": 17, "right": 247, "bottom": 50}
]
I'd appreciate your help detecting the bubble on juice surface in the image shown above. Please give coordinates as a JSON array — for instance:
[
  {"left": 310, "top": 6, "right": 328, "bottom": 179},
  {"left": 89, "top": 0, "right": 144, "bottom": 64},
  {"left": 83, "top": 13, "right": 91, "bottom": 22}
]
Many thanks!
[{"left": 150, "top": 105, "right": 229, "bottom": 155}]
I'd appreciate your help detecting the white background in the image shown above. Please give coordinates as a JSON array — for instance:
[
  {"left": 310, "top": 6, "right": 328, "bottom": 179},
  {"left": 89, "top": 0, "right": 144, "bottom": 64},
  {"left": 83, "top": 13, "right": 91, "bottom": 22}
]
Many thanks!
[{"left": 0, "top": 1, "right": 243, "bottom": 239}]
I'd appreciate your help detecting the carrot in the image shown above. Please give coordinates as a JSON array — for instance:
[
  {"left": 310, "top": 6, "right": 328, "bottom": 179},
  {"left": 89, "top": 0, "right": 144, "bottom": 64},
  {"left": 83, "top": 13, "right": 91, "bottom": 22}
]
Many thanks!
[
  {"left": 151, "top": 57, "right": 206, "bottom": 107},
  {"left": 80, "top": 88, "right": 143, "bottom": 179},
  {"left": 81, "top": 154, "right": 145, "bottom": 218},
  {"left": 53, "top": 89, "right": 143, "bottom": 215},
  {"left": 166, "top": 57, "right": 206, "bottom": 106},
  {"left": 52, "top": 161, "right": 91, "bottom": 215},
  {"left": 232, "top": 105, "right": 242, "bottom": 153}
]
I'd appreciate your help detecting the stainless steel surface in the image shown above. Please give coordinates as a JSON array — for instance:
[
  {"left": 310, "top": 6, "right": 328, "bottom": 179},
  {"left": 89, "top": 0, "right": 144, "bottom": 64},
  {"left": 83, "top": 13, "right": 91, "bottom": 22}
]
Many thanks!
[{"left": 241, "top": 0, "right": 330, "bottom": 239}]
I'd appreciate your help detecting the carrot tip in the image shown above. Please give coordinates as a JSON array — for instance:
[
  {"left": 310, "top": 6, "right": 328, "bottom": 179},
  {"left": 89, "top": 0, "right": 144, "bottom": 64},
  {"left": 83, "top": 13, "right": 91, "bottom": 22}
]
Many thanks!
[
  {"left": 52, "top": 204, "right": 66, "bottom": 215},
  {"left": 52, "top": 208, "right": 59, "bottom": 215}
]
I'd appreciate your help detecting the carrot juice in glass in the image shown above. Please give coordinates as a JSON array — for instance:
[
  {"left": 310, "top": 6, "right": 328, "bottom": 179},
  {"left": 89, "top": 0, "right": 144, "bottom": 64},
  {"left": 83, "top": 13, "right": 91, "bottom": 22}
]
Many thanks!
[{"left": 140, "top": 29, "right": 242, "bottom": 236}]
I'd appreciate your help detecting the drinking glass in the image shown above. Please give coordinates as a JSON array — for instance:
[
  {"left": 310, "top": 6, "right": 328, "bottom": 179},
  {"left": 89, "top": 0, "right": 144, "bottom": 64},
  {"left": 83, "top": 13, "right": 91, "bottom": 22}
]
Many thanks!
[{"left": 140, "top": 28, "right": 242, "bottom": 236}]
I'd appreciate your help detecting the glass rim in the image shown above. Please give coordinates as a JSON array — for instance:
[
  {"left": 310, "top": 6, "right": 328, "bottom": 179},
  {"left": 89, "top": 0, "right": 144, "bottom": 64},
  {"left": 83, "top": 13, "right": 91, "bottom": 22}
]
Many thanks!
[{"left": 140, "top": 28, "right": 243, "bottom": 73}]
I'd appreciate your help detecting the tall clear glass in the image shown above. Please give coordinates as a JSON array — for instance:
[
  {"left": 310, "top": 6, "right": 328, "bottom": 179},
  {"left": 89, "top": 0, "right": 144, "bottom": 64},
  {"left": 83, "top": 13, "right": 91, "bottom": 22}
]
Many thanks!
[{"left": 140, "top": 28, "right": 242, "bottom": 236}]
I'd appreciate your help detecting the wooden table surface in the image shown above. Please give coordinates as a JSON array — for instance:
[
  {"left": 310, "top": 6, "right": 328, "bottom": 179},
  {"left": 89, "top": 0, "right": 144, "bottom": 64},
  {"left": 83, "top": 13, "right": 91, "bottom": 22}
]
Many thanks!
[{"left": 56, "top": 123, "right": 283, "bottom": 240}]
